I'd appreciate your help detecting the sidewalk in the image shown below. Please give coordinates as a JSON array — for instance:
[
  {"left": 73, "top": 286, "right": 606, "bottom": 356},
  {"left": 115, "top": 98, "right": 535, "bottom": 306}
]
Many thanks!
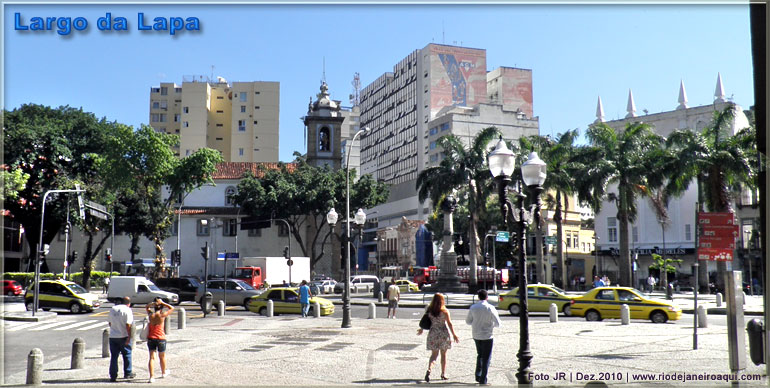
[{"left": 3, "top": 300, "right": 768, "bottom": 386}]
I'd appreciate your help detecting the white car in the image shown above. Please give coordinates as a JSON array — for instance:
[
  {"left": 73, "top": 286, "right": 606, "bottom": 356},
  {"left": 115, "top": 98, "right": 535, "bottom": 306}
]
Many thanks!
[{"left": 312, "top": 280, "right": 337, "bottom": 294}]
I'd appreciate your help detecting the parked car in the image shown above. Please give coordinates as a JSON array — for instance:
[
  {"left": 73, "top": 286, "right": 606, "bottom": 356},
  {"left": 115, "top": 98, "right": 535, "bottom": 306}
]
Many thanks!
[
  {"left": 154, "top": 276, "right": 202, "bottom": 303},
  {"left": 569, "top": 286, "right": 681, "bottom": 323},
  {"left": 4, "top": 280, "right": 23, "bottom": 296},
  {"left": 247, "top": 287, "right": 334, "bottom": 316},
  {"left": 312, "top": 279, "right": 337, "bottom": 294},
  {"left": 24, "top": 279, "right": 100, "bottom": 313},
  {"left": 195, "top": 279, "right": 262, "bottom": 310},
  {"left": 334, "top": 275, "right": 379, "bottom": 294},
  {"left": 497, "top": 284, "right": 574, "bottom": 316}
]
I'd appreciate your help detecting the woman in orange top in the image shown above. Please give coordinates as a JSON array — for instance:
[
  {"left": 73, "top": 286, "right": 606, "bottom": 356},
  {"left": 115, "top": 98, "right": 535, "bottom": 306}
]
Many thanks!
[{"left": 145, "top": 297, "right": 174, "bottom": 383}]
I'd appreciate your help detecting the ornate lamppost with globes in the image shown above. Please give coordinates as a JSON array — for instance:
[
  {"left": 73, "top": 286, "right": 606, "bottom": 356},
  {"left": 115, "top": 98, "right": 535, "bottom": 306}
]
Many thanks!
[
  {"left": 487, "top": 136, "right": 547, "bottom": 385},
  {"left": 326, "top": 207, "right": 367, "bottom": 328}
]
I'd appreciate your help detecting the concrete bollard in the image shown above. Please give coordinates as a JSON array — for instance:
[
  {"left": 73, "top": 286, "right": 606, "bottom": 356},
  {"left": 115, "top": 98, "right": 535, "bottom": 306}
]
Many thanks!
[
  {"left": 26, "top": 348, "right": 43, "bottom": 385},
  {"left": 742, "top": 291, "right": 747, "bottom": 305},
  {"left": 621, "top": 304, "right": 630, "bottom": 325},
  {"left": 368, "top": 302, "right": 376, "bottom": 319},
  {"left": 378, "top": 291, "right": 383, "bottom": 303},
  {"left": 267, "top": 300, "right": 274, "bottom": 317},
  {"left": 716, "top": 292, "right": 723, "bottom": 307},
  {"left": 698, "top": 305, "right": 708, "bottom": 328},
  {"left": 178, "top": 308, "right": 186, "bottom": 329},
  {"left": 217, "top": 300, "right": 225, "bottom": 316},
  {"left": 314, "top": 301, "right": 320, "bottom": 318},
  {"left": 71, "top": 338, "right": 85, "bottom": 369},
  {"left": 164, "top": 315, "right": 171, "bottom": 334},
  {"left": 102, "top": 328, "right": 110, "bottom": 358},
  {"left": 549, "top": 303, "right": 558, "bottom": 323}
]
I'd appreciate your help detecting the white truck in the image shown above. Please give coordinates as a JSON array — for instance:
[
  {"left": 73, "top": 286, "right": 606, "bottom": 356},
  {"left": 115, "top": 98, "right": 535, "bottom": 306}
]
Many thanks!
[
  {"left": 107, "top": 276, "right": 179, "bottom": 305},
  {"left": 233, "top": 257, "right": 311, "bottom": 288}
]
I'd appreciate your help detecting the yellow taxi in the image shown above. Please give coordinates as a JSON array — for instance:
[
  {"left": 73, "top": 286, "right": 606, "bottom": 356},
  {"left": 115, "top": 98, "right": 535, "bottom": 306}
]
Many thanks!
[
  {"left": 24, "top": 279, "right": 100, "bottom": 314},
  {"left": 393, "top": 279, "right": 420, "bottom": 293},
  {"left": 497, "top": 284, "right": 574, "bottom": 316},
  {"left": 247, "top": 287, "right": 335, "bottom": 316},
  {"left": 569, "top": 286, "right": 681, "bottom": 323}
]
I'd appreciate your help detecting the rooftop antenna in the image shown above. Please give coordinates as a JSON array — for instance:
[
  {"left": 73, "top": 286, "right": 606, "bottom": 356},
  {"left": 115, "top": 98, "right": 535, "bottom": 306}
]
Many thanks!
[
  {"left": 442, "top": 20, "right": 445, "bottom": 44},
  {"left": 210, "top": 65, "right": 214, "bottom": 82},
  {"left": 350, "top": 72, "right": 361, "bottom": 106}
]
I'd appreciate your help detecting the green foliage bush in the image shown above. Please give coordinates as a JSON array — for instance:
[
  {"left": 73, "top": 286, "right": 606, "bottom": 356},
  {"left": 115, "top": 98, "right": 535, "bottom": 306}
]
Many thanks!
[{"left": 3, "top": 271, "right": 119, "bottom": 289}]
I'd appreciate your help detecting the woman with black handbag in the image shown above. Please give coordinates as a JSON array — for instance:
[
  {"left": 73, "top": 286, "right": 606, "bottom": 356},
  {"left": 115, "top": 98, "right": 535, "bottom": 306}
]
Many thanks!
[{"left": 417, "top": 293, "right": 459, "bottom": 382}]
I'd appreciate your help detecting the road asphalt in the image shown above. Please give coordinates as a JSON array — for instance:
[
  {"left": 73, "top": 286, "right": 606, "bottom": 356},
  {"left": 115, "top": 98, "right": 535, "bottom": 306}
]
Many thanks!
[{"left": 2, "top": 290, "right": 768, "bottom": 387}]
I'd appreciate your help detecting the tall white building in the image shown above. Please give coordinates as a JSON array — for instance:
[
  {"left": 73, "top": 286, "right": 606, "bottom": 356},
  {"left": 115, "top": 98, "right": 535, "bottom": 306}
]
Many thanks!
[
  {"left": 149, "top": 76, "right": 280, "bottom": 163},
  {"left": 359, "top": 44, "right": 539, "bottom": 228},
  {"left": 592, "top": 74, "right": 753, "bottom": 289}
]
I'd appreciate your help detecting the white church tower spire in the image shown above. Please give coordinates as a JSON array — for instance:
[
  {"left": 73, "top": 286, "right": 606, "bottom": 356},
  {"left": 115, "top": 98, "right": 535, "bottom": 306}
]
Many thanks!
[
  {"left": 714, "top": 72, "right": 726, "bottom": 103},
  {"left": 677, "top": 79, "right": 688, "bottom": 110},
  {"left": 625, "top": 89, "right": 636, "bottom": 118},
  {"left": 595, "top": 95, "right": 605, "bottom": 123}
]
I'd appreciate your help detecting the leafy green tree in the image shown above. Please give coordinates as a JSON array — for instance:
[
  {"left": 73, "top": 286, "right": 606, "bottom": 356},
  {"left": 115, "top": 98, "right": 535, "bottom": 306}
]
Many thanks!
[
  {"left": 416, "top": 127, "right": 501, "bottom": 287},
  {"left": 96, "top": 125, "right": 222, "bottom": 278},
  {"left": 232, "top": 157, "right": 388, "bottom": 273},
  {"left": 2, "top": 168, "right": 30, "bottom": 202},
  {"left": 519, "top": 130, "right": 588, "bottom": 288},
  {"left": 649, "top": 253, "right": 682, "bottom": 290},
  {"left": 664, "top": 104, "right": 756, "bottom": 292},
  {"left": 584, "top": 122, "right": 665, "bottom": 287},
  {"left": 3, "top": 104, "right": 112, "bottom": 274}
]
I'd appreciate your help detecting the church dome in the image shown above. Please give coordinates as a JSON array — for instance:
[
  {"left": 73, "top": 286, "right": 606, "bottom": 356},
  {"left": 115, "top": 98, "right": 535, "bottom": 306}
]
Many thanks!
[{"left": 310, "top": 82, "right": 340, "bottom": 114}]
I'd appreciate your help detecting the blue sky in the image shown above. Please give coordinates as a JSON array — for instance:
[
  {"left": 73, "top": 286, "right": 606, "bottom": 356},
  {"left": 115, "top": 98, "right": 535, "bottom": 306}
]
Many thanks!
[{"left": 4, "top": 3, "right": 754, "bottom": 162}]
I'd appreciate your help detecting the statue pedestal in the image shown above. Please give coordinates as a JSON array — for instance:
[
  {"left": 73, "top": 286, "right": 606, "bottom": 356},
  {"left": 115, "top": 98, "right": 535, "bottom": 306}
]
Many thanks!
[{"left": 433, "top": 252, "right": 467, "bottom": 294}]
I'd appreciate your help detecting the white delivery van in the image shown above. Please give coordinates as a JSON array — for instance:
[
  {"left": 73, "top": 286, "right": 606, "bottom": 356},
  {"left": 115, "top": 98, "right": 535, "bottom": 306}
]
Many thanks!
[{"left": 107, "top": 276, "right": 179, "bottom": 305}]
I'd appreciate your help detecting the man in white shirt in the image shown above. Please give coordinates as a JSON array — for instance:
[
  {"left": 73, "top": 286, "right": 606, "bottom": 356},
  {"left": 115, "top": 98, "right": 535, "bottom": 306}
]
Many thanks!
[
  {"left": 466, "top": 289, "right": 502, "bottom": 385},
  {"left": 108, "top": 296, "right": 135, "bottom": 382},
  {"left": 386, "top": 278, "right": 400, "bottom": 319}
]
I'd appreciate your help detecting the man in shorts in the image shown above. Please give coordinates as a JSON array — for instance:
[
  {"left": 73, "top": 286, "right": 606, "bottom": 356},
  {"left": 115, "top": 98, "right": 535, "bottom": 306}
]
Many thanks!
[{"left": 386, "top": 278, "right": 400, "bottom": 319}]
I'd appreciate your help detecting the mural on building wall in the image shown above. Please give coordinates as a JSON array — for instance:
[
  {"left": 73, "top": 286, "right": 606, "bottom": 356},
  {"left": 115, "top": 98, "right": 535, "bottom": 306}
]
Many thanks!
[
  {"left": 430, "top": 46, "right": 486, "bottom": 114},
  {"left": 500, "top": 68, "right": 534, "bottom": 117}
]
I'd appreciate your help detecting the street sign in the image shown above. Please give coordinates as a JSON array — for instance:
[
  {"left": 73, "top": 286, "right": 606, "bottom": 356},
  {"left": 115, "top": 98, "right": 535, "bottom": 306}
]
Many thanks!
[
  {"left": 697, "top": 212, "right": 738, "bottom": 261},
  {"left": 85, "top": 200, "right": 109, "bottom": 220},
  {"left": 495, "top": 231, "right": 510, "bottom": 242},
  {"left": 216, "top": 252, "right": 239, "bottom": 261},
  {"left": 545, "top": 236, "right": 557, "bottom": 245}
]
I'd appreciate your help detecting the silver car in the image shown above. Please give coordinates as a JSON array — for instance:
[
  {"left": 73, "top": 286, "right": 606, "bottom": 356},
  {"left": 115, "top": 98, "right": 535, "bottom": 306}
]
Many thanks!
[
  {"left": 196, "top": 279, "right": 262, "bottom": 310},
  {"left": 312, "top": 280, "right": 337, "bottom": 294}
]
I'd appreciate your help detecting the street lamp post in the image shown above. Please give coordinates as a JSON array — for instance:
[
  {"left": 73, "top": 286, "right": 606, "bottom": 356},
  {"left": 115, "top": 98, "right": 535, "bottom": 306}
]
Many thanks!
[{"left": 488, "top": 137, "right": 547, "bottom": 385}]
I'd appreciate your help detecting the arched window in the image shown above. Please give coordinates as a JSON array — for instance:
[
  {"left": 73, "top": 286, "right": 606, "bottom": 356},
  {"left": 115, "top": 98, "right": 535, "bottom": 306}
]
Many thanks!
[
  {"left": 225, "top": 186, "right": 237, "bottom": 206},
  {"left": 319, "top": 127, "right": 331, "bottom": 152}
]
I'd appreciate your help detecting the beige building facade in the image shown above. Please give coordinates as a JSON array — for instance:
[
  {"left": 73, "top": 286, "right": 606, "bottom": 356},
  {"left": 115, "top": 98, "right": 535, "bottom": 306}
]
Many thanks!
[{"left": 149, "top": 77, "right": 280, "bottom": 163}]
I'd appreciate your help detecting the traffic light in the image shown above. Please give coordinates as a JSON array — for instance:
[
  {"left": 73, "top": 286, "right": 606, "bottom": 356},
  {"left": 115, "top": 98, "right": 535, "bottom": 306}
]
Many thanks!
[
  {"left": 172, "top": 249, "right": 181, "bottom": 266},
  {"left": 105, "top": 248, "right": 112, "bottom": 262},
  {"left": 201, "top": 242, "right": 209, "bottom": 260},
  {"left": 40, "top": 244, "right": 50, "bottom": 257},
  {"left": 283, "top": 246, "right": 290, "bottom": 259},
  {"left": 70, "top": 250, "right": 78, "bottom": 262}
]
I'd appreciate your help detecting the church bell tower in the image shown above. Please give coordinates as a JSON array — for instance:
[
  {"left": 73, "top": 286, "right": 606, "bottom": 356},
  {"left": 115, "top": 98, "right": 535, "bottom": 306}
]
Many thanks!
[{"left": 304, "top": 82, "right": 344, "bottom": 169}]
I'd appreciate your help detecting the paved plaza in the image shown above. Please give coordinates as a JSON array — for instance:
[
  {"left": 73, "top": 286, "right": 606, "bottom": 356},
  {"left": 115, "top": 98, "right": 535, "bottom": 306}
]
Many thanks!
[{"left": 2, "top": 291, "right": 768, "bottom": 387}]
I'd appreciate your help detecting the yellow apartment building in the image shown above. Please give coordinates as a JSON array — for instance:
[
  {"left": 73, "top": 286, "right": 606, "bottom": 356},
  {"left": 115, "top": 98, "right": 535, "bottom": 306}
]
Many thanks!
[{"left": 149, "top": 76, "right": 279, "bottom": 162}]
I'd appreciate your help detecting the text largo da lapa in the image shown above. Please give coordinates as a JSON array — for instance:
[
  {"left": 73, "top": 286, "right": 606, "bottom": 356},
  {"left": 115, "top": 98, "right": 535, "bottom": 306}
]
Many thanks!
[{"left": 14, "top": 13, "right": 200, "bottom": 36}]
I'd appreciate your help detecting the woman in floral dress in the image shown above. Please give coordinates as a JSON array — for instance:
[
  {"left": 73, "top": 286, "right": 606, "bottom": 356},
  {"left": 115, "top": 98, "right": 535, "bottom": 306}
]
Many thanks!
[{"left": 417, "top": 293, "right": 459, "bottom": 382}]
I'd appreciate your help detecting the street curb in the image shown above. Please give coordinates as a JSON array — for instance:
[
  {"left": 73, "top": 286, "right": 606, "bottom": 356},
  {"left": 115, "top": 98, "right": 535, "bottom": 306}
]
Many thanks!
[{"left": 2, "top": 311, "right": 58, "bottom": 322}]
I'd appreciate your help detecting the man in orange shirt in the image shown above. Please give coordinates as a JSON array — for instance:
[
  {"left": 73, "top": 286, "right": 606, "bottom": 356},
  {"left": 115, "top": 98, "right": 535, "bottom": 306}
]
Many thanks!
[{"left": 145, "top": 297, "right": 174, "bottom": 383}]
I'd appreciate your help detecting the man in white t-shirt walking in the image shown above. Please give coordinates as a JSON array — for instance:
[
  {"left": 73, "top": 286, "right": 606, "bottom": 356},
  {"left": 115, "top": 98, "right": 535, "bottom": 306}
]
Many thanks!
[
  {"left": 466, "top": 289, "right": 502, "bottom": 385},
  {"left": 386, "top": 278, "right": 400, "bottom": 319},
  {"left": 108, "top": 296, "right": 135, "bottom": 382}
]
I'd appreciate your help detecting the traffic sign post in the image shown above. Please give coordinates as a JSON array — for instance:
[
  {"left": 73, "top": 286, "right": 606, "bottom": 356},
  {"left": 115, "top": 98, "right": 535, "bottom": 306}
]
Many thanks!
[
  {"left": 697, "top": 212, "right": 739, "bottom": 261},
  {"left": 545, "top": 236, "right": 557, "bottom": 245},
  {"left": 496, "top": 231, "right": 510, "bottom": 243}
]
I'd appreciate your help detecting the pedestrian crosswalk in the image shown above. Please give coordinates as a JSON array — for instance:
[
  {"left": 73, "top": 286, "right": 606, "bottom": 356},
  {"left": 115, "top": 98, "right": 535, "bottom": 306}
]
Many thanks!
[{"left": 3, "top": 319, "right": 108, "bottom": 332}]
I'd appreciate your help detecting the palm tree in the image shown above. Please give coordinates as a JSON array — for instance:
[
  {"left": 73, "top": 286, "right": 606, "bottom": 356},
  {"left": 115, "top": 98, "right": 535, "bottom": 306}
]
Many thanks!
[
  {"left": 519, "top": 129, "right": 586, "bottom": 288},
  {"left": 584, "top": 122, "right": 666, "bottom": 287},
  {"left": 664, "top": 104, "right": 756, "bottom": 292},
  {"left": 416, "top": 126, "right": 501, "bottom": 288}
]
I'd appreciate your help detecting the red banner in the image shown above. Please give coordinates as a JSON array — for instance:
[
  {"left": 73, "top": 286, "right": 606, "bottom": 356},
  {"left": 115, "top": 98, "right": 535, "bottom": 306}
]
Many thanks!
[{"left": 697, "top": 212, "right": 738, "bottom": 261}]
